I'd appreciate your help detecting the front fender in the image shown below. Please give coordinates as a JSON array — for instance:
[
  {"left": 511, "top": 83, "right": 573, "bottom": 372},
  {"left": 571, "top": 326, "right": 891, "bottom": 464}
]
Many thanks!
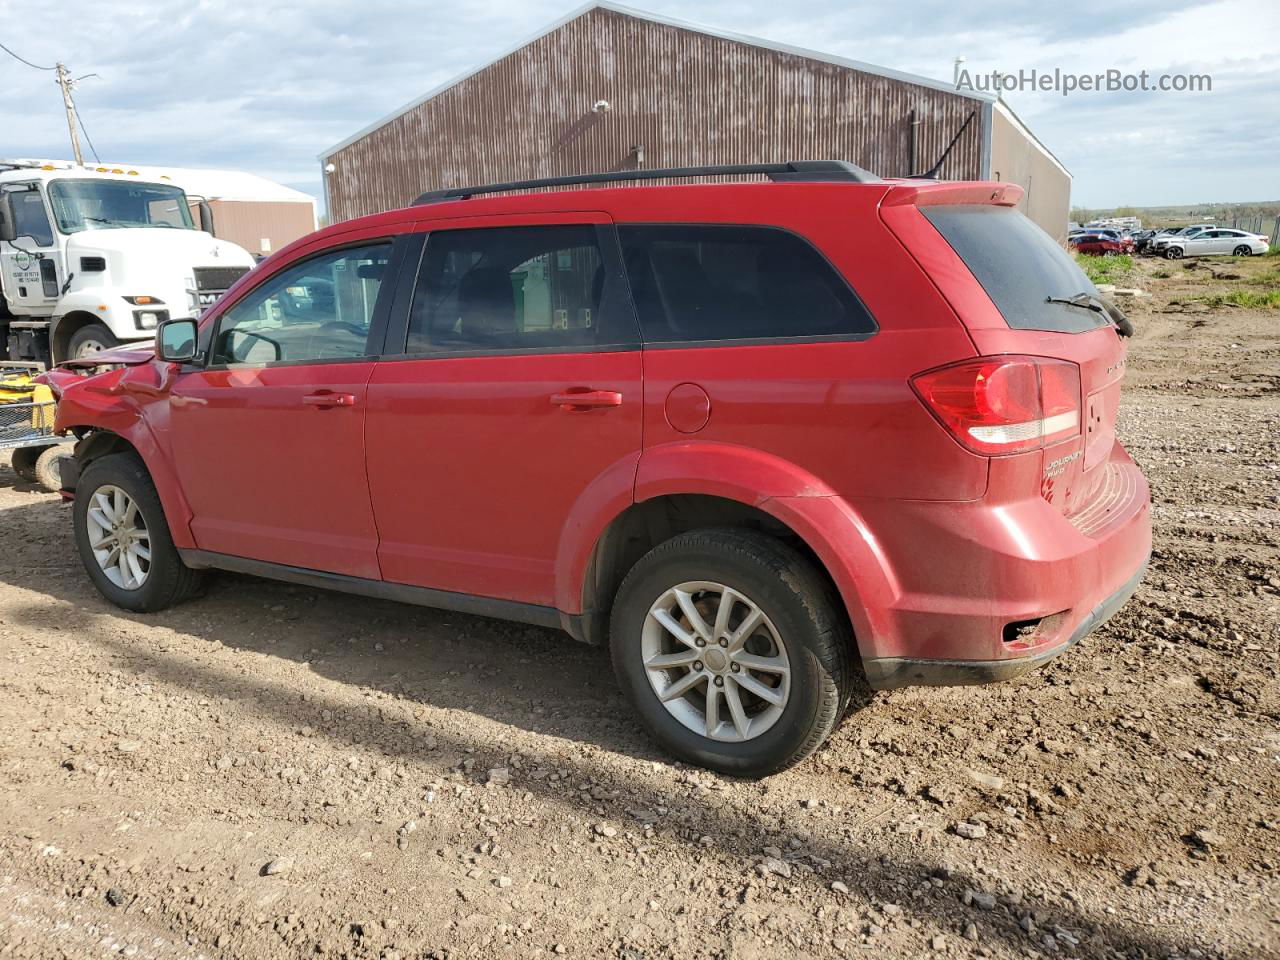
[
  {"left": 55, "top": 290, "right": 134, "bottom": 333},
  {"left": 55, "top": 365, "right": 196, "bottom": 549}
]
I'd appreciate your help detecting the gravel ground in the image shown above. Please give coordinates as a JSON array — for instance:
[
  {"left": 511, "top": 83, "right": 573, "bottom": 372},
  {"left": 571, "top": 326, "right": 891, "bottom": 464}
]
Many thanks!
[{"left": 1, "top": 255, "right": 1277, "bottom": 960}]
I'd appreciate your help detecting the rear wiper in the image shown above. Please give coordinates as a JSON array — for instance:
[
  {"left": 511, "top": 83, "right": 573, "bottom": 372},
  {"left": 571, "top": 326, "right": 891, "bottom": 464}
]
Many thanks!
[
  {"left": 1045, "top": 291, "right": 1134, "bottom": 338},
  {"left": 1045, "top": 292, "right": 1103, "bottom": 312}
]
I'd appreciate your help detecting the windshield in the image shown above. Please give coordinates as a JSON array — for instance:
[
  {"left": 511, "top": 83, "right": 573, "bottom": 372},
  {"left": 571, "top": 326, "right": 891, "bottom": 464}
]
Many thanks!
[
  {"left": 48, "top": 179, "right": 195, "bottom": 234},
  {"left": 921, "top": 204, "right": 1112, "bottom": 334}
]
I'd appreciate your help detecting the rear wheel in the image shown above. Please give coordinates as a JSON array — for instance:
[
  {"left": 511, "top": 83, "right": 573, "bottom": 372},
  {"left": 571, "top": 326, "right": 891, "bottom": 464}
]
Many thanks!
[
  {"left": 610, "top": 528, "right": 855, "bottom": 777},
  {"left": 68, "top": 323, "right": 120, "bottom": 360},
  {"left": 73, "top": 452, "right": 206, "bottom": 612},
  {"left": 1233, "top": 245, "right": 1252, "bottom": 256}
]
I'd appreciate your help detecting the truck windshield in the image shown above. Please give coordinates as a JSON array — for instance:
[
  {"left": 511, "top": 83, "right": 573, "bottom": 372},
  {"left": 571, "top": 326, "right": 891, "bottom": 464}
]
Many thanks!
[{"left": 47, "top": 179, "right": 195, "bottom": 233}]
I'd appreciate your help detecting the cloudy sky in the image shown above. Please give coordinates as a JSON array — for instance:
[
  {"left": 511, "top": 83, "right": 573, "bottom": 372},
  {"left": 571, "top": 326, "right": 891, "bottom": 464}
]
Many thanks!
[{"left": 2, "top": 0, "right": 1276, "bottom": 211}]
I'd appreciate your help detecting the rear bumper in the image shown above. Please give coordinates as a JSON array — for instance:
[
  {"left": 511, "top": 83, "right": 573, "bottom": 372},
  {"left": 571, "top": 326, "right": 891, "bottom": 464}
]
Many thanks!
[
  {"left": 862, "top": 554, "right": 1148, "bottom": 688},
  {"left": 775, "top": 440, "right": 1152, "bottom": 691}
]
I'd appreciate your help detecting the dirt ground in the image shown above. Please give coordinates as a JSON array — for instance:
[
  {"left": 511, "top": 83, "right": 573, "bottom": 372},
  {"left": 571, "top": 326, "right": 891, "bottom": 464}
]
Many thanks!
[{"left": 1, "top": 255, "right": 1277, "bottom": 960}]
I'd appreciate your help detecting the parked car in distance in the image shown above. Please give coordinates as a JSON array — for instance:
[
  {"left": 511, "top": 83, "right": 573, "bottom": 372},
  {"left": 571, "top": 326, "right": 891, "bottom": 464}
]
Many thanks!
[
  {"left": 44, "top": 161, "right": 1152, "bottom": 777},
  {"left": 1070, "top": 232, "right": 1134, "bottom": 257},
  {"left": 1151, "top": 225, "right": 1215, "bottom": 255},
  {"left": 1163, "top": 228, "right": 1270, "bottom": 259}
]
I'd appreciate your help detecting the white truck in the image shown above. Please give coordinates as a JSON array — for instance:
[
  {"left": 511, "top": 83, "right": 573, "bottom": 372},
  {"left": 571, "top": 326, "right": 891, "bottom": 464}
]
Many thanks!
[{"left": 0, "top": 160, "right": 256, "bottom": 365}]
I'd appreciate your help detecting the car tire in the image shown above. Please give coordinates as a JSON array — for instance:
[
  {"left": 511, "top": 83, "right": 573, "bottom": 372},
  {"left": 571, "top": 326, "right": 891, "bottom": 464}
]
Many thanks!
[
  {"left": 1233, "top": 245, "right": 1252, "bottom": 257},
  {"left": 68, "top": 323, "right": 120, "bottom": 360},
  {"left": 1102, "top": 250, "right": 1117, "bottom": 258},
  {"left": 73, "top": 452, "right": 207, "bottom": 613},
  {"left": 609, "top": 528, "right": 856, "bottom": 777},
  {"left": 1165, "top": 247, "right": 1182, "bottom": 260},
  {"left": 35, "top": 445, "right": 71, "bottom": 492},
  {"left": 9, "top": 445, "right": 41, "bottom": 483}
]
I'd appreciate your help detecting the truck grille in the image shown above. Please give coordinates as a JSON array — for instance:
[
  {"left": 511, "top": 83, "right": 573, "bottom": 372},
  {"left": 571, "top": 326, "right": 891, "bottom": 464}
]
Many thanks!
[{"left": 193, "top": 266, "right": 250, "bottom": 292}]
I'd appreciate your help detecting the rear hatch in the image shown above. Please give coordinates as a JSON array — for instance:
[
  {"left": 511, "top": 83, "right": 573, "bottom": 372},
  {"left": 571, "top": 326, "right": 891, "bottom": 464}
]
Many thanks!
[{"left": 881, "top": 183, "right": 1129, "bottom": 518}]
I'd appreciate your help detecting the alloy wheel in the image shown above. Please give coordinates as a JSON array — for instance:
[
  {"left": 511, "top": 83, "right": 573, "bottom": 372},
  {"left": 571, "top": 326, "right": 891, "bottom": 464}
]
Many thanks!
[
  {"left": 641, "top": 581, "right": 791, "bottom": 742},
  {"left": 86, "top": 484, "right": 151, "bottom": 590}
]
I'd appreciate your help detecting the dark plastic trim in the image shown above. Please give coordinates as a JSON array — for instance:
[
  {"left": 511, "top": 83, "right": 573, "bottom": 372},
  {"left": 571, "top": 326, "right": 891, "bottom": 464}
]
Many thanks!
[
  {"left": 178, "top": 549, "right": 564, "bottom": 631},
  {"left": 413, "top": 161, "right": 881, "bottom": 205},
  {"left": 862, "top": 556, "right": 1149, "bottom": 690}
]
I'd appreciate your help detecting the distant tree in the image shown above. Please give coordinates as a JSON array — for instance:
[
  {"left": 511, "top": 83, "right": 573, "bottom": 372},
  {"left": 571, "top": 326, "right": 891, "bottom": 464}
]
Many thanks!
[
  {"left": 1112, "top": 206, "right": 1139, "bottom": 219},
  {"left": 1069, "top": 206, "right": 1093, "bottom": 223}
]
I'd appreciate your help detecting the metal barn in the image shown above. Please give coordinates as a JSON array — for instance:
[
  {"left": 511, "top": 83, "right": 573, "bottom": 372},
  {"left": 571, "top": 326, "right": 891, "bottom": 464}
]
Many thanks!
[{"left": 321, "top": 2, "right": 1070, "bottom": 238}]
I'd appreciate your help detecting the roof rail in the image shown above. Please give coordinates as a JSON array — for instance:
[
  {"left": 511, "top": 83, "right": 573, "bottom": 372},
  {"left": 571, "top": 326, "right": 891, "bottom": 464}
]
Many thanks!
[{"left": 412, "top": 160, "right": 880, "bottom": 205}]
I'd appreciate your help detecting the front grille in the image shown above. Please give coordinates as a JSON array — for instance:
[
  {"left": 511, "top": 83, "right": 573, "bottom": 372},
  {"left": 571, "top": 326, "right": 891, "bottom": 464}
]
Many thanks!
[{"left": 193, "top": 266, "right": 251, "bottom": 291}]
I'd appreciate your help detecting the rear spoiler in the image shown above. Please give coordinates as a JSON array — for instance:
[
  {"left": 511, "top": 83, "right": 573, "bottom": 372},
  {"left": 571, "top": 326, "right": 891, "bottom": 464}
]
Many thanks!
[{"left": 881, "top": 181, "right": 1024, "bottom": 209}]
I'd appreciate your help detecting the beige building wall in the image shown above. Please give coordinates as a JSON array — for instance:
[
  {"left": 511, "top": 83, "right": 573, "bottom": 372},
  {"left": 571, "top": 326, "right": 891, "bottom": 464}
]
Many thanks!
[
  {"left": 204, "top": 200, "right": 317, "bottom": 256},
  {"left": 989, "top": 103, "right": 1072, "bottom": 242}
]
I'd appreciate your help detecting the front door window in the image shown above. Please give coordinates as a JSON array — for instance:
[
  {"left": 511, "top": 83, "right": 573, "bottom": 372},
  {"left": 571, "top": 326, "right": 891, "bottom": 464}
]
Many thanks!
[{"left": 212, "top": 243, "right": 392, "bottom": 364}]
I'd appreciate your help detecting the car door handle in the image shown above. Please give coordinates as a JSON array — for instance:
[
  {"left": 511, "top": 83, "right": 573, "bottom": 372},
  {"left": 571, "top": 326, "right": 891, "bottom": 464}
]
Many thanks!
[
  {"left": 550, "top": 389, "right": 623, "bottom": 410},
  {"left": 303, "top": 391, "right": 357, "bottom": 408}
]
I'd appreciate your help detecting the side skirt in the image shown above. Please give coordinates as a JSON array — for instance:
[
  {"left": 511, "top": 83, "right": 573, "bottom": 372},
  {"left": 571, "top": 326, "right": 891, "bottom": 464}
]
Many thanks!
[{"left": 179, "top": 549, "right": 570, "bottom": 634}]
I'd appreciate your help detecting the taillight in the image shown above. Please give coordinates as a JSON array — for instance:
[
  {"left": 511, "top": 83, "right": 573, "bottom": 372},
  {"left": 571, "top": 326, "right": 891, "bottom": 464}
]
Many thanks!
[{"left": 911, "top": 356, "right": 1081, "bottom": 456}]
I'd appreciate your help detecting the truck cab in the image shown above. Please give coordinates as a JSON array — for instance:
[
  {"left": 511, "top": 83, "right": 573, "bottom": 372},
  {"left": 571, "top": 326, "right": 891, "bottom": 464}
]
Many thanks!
[{"left": 0, "top": 160, "right": 256, "bottom": 364}]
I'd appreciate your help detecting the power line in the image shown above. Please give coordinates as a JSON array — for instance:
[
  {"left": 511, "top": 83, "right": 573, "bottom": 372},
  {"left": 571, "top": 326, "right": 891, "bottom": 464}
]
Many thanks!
[
  {"left": 0, "top": 40, "right": 56, "bottom": 71},
  {"left": 75, "top": 107, "right": 100, "bottom": 163}
]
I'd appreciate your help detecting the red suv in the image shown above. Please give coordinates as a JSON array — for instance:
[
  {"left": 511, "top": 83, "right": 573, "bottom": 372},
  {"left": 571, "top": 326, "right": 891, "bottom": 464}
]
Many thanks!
[{"left": 47, "top": 162, "right": 1151, "bottom": 777}]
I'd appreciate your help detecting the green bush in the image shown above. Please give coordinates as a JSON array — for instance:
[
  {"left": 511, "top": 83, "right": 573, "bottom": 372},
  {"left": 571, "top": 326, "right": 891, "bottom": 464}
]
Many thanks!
[{"left": 1075, "top": 253, "right": 1133, "bottom": 285}]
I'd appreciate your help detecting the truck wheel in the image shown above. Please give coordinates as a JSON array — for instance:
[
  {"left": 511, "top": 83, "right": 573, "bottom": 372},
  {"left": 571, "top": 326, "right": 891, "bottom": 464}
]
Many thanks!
[
  {"left": 609, "top": 528, "right": 856, "bottom": 778},
  {"left": 72, "top": 452, "right": 207, "bottom": 612},
  {"left": 35, "top": 445, "right": 71, "bottom": 492},
  {"left": 9, "top": 446, "right": 41, "bottom": 483},
  {"left": 68, "top": 323, "right": 120, "bottom": 359}
]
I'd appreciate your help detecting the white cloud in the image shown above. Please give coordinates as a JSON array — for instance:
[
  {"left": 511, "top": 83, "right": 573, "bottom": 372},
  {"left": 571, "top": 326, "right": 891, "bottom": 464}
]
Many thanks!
[{"left": 1, "top": 0, "right": 1275, "bottom": 209}]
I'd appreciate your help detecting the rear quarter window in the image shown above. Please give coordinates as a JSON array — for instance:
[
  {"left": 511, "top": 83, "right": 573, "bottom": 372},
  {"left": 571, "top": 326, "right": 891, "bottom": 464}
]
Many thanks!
[
  {"left": 921, "top": 205, "right": 1112, "bottom": 334},
  {"left": 619, "top": 225, "right": 876, "bottom": 345}
]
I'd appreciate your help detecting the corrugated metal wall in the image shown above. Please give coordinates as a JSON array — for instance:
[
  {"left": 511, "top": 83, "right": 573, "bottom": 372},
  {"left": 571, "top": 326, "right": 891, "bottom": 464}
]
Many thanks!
[{"left": 325, "top": 7, "right": 987, "bottom": 222}]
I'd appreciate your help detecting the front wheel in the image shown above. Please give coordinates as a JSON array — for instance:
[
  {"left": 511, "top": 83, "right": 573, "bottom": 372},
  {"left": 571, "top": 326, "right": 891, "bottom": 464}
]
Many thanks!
[
  {"left": 610, "top": 528, "right": 856, "bottom": 777},
  {"left": 1165, "top": 247, "right": 1183, "bottom": 260},
  {"left": 1233, "top": 245, "right": 1253, "bottom": 256},
  {"left": 68, "top": 323, "right": 120, "bottom": 360},
  {"left": 73, "top": 452, "right": 206, "bottom": 612}
]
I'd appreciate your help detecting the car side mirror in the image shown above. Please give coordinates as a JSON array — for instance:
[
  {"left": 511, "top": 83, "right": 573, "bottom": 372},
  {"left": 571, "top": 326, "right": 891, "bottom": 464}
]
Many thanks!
[
  {"left": 0, "top": 193, "right": 16, "bottom": 243},
  {"left": 156, "top": 317, "right": 199, "bottom": 363}
]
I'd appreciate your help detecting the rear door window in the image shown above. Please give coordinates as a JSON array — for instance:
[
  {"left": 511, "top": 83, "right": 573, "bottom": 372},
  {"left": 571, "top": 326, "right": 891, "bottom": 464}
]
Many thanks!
[
  {"left": 921, "top": 205, "right": 1112, "bottom": 334},
  {"left": 618, "top": 225, "right": 875, "bottom": 345}
]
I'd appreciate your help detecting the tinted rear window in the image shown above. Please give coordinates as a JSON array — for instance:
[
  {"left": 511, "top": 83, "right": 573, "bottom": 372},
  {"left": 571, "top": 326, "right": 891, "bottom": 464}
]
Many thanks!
[
  {"left": 619, "top": 225, "right": 875, "bottom": 344},
  {"left": 921, "top": 205, "right": 1112, "bottom": 333}
]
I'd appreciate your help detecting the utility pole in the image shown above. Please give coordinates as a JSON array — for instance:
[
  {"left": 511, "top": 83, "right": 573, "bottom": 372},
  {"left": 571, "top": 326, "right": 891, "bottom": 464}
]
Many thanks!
[{"left": 55, "top": 62, "right": 83, "bottom": 165}]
